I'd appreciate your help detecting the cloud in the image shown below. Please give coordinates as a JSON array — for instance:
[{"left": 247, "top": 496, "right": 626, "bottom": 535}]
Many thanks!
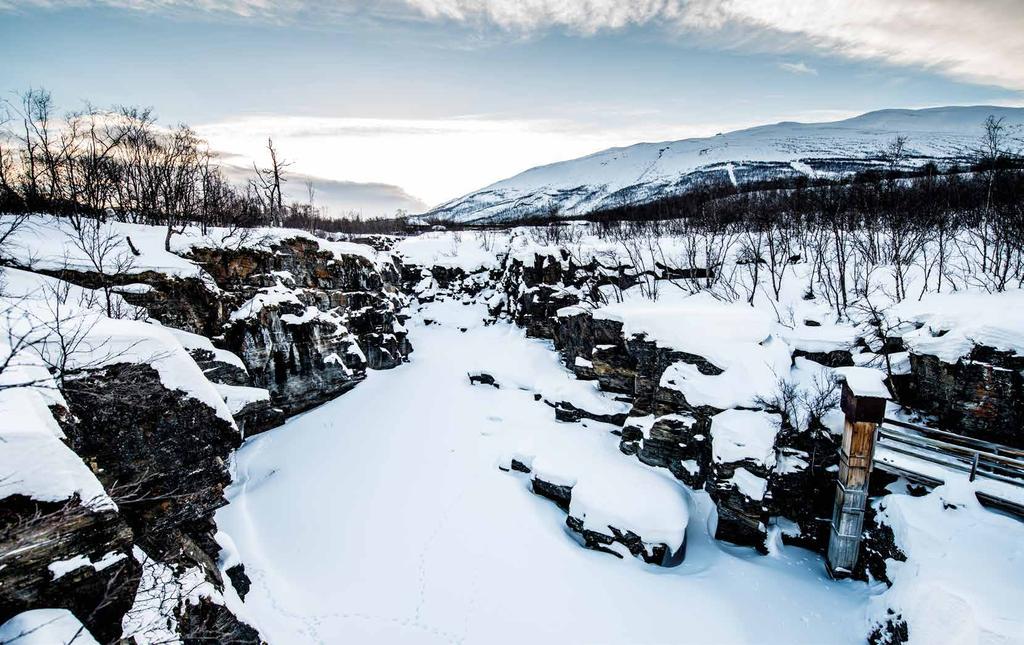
[
  {"left": 216, "top": 163, "right": 427, "bottom": 217},
  {"left": 8, "top": 1, "right": 1022, "bottom": 90},
  {"left": 779, "top": 61, "right": 816, "bottom": 76},
  {"left": 400, "top": 1, "right": 1024, "bottom": 90}
]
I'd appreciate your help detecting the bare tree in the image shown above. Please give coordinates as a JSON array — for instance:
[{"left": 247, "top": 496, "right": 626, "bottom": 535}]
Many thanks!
[
  {"left": 67, "top": 219, "right": 137, "bottom": 317},
  {"left": 252, "top": 138, "right": 290, "bottom": 227}
]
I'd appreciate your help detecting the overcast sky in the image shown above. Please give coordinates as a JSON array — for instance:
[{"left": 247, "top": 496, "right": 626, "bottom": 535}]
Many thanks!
[{"left": 2, "top": 0, "right": 1022, "bottom": 215}]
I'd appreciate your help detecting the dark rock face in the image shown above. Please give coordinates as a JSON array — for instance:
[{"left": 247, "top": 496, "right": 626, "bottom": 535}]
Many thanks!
[
  {"left": 766, "top": 424, "right": 841, "bottom": 552},
  {"left": 54, "top": 362, "right": 261, "bottom": 640},
  {"left": 708, "top": 460, "right": 771, "bottom": 552},
  {"left": 61, "top": 363, "right": 238, "bottom": 573},
  {"left": 852, "top": 503, "right": 907, "bottom": 586},
  {"left": 179, "top": 597, "right": 262, "bottom": 644},
  {"left": 225, "top": 564, "right": 252, "bottom": 601},
  {"left": 222, "top": 302, "right": 366, "bottom": 416},
  {"left": 0, "top": 495, "right": 138, "bottom": 643},
  {"left": 531, "top": 477, "right": 572, "bottom": 511},
  {"left": 108, "top": 236, "right": 412, "bottom": 417},
  {"left": 793, "top": 348, "right": 854, "bottom": 368},
  {"left": 636, "top": 415, "right": 711, "bottom": 489},
  {"left": 189, "top": 348, "right": 250, "bottom": 387},
  {"left": 232, "top": 398, "right": 287, "bottom": 438},
  {"left": 906, "top": 348, "right": 1024, "bottom": 447},
  {"left": 552, "top": 400, "right": 628, "bottom": 426}
]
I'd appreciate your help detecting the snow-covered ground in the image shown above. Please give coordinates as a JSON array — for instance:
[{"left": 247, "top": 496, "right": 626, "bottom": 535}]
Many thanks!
[{"left": 217, "top": 299, "right": 873, "bottom": 644}]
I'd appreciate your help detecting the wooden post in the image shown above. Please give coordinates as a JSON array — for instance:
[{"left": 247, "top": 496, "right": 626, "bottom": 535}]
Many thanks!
[{"left": 827, "top": 372, "right": 890, "bottom": 578}]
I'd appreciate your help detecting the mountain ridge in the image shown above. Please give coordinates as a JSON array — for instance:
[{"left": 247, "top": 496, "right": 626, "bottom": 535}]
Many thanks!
[{"left": 423, "top": 105, "right": 1024, "bottom": 224}]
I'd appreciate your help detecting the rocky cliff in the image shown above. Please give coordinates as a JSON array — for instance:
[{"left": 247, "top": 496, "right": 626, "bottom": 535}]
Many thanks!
[{"left": 0, "top": 220, "right": 413, "bottom": 642}]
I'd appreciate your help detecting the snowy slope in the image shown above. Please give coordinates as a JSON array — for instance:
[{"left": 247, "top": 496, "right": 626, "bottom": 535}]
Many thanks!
[{"left": 425, "top": 106, "right": 1024, "bottom": 223}]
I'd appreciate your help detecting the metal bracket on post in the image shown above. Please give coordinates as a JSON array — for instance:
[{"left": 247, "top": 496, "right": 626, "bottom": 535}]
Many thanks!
[{"left": 826, "top": 370, "right": 891, "bottom": 579}]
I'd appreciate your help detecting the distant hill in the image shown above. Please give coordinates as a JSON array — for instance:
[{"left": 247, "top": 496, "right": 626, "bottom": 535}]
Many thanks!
[{"left": 423, "top": 106, "right": 1024, "bottom": 224}]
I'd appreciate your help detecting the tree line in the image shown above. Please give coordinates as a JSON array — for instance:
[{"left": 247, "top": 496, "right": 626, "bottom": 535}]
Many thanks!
[{"left": 0, "top": 88, "right": 306, "bottom": 248}]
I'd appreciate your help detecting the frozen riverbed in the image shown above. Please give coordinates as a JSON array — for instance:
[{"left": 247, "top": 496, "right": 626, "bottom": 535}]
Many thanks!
[{"left": 216, "top": 300, "right": 872, "bottom": 644}]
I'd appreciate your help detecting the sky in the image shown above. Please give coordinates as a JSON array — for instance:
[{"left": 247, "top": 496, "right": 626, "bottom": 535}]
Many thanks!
[{"left": 1, "top": 0, "right": 1023, "bottom": 216}]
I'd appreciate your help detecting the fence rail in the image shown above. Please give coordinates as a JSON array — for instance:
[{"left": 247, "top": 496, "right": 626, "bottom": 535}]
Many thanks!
[{"left": 875, "top": 418, "right": 1024, "bottom": 519}]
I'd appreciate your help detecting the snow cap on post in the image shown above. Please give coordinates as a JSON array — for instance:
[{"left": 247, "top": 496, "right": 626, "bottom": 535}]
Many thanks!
[{"left": 835, "top": 367, "right": 890, "bottom": 424}]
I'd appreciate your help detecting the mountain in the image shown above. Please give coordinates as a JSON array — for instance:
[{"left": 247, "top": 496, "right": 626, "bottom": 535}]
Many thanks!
[{"left": 423, "top": 106, "right": 1024, "bottom": 224}]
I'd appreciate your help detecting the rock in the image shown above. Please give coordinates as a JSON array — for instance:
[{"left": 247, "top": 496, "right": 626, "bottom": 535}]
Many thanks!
[
  {"left": 178, "top": 597, "right": 262, "bottom": 644},
  {"left": 468, "top": 372, "right": 500, "bottom": 388},
  {"left": 222, "top": 300, "right": 367, "bottom": 416},
  {"left": 225, "top": 564, "right": 252, "bottom": 601},
  {"left": 868, "top": 610, "right": 910, "bottom": 645},
  {"left": 531, "top": 477, "right": 573, "bottom": 512},
  {"left": 565, "top": 516, "right": 681, "bottom": 566},
  {"left": 906, "top": 348, "right": 1023, "bottom": 447},
  {"left": 552, "top": 400, "right": 628, "bottom": 426},
  {"left": 793, "top": 348, "right": 854, "bottom": 368},
  {"left": 766, "top": 422, "right": 842, "bottom": 553},
  {"left": 0, "top": 495, "right": 138, "bottom": 643},
  {"left": 232, "top": 398, "right": 286, "bottom": 438}
]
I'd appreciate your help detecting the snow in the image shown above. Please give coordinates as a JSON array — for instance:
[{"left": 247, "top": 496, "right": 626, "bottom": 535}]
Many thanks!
[
  {"left": 230, "top": 284, "right": 303, "bottom": 321},
  {"left": 782, "top": 321, "right": 860, "bottom": 354},
  {"left": 48, "top": 551, "right": 127, "bottom": 580},
  {"left": 710, "top": 409, "right": 780, "bottom": 467},
  {"left": 0, "top": 609, "right": 99, "bottom": 645},
  {"left": 0, "top": 214, "right": 382, "bottom": 285},
  {"left": 570, "top": 471, "right": 689, "bottom": 552},
  {"left": 873, "top": 478, "right": 1024, "bottom": 645},
  {"left": 163, "top": 326, "right": 247, "bottom": 372},
  {"left": 0, "top": 214, "right": 204, "bottom": 278},
  {"left": 394, "top": 231, "right": 502, "bottom": 272},
  {"left": 0, "top": 267, "right": 236, "bottom": 427},
  {"left": 896, "top": 290, "right": 1024, "bottom": 363},
  {"left": 217, "top": 298, "right": 871, "bottom": 644},
  {"left": 0, "top": 351, "right": 113, "bottom": 510},
  {"left": 835, "top": 366, "right": 892, "bottom": 399},
  {"left": 730, "top": 467, "right": 769, "bottom": 502},
  {"left": 215, "top": 383, "right": 271, "bottom": 415},
  {"left": 598, "top": 290, "right": 791, "bottom": 409}
]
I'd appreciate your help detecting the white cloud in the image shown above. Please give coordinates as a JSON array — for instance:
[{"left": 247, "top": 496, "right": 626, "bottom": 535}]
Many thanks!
[
  {"left": 779, "top": 61, "right": 816, "bottom": 76},
  {"left": 7, "top": 1, "right": 1021, "bottom": 89},
  {"left": 403, "top": 0, "right": 1024, "bottom": 90},
  {"left": 678, "top": 0, "right": 1024, "bottom": 91}
]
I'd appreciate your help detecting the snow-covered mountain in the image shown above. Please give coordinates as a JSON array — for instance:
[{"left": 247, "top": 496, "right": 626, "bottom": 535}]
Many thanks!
[{"left": 424, "top": 106, "right": 1024, "bottom": 224}]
